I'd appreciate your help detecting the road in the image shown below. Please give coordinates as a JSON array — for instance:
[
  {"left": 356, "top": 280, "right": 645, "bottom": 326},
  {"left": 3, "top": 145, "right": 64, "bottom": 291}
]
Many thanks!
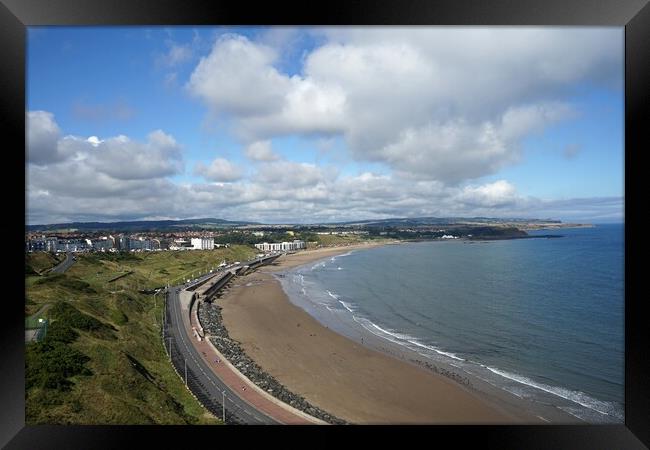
[
  {"left": 165, "top": 280, "right": 278, "bottom": 424},
  {"left": 50, "top": 252, "right": 75, "bottom": 274}
]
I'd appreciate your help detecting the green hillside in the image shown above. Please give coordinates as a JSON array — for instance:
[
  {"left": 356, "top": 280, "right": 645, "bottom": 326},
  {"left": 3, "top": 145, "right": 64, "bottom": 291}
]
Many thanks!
[{"left": 24, "top": 245, "right": 256, "bottom": 424}]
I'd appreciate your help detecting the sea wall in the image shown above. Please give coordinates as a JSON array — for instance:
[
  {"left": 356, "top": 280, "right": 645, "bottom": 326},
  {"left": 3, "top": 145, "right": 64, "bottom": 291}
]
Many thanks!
[{"left": 198, "top": 300, "right": 346, "bottom": 425}]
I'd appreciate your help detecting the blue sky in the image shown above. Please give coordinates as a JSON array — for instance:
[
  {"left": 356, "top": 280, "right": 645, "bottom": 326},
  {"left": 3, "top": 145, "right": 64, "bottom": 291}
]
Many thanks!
[{"left": 26, "top": 27, "right": 624, "bottom": 224}]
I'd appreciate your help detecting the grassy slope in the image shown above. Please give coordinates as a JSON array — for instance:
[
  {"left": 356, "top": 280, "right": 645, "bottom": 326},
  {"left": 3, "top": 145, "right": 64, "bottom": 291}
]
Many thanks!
[
  {"left": 25, "top": 252, "right": 62, "bottom": 274},
  {"left": 25, "top": 245, "right": 256, "bottom": 425}
]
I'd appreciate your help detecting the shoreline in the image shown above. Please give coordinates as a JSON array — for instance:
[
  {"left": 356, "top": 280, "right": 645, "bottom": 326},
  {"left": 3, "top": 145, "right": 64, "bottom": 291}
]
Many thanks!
[{"left": 218, "top": 243, "right": 559, "bottom": 424}]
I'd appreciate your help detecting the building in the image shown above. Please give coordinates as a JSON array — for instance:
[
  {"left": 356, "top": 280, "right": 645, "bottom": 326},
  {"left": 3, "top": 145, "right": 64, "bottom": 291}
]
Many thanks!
[
  {"left": 26, "top": 238, "right": 47, "bottom": 252},
  {"left": 92, "top": 237, "right": 114, "bottom": 252},
  {"left": 58, "top": 239, "right": 90, "bottom": 252},
  {"left": 170, "top": 239, "right": 193, "bottom": 250},
  {"left": 191, "top": 237, "right": 214, "bottom": 250},
  {"left": 255, "top": 240, "right": 305, "bottom": 253},
  {"left": 45, "top": 237, "right": 58, "bottom": 253},
  {"left": 117, "top": 235, "right": 130, "bottom": 251},
  {"left": 130, "top": 237, "right": 153, "bottom": 251}
]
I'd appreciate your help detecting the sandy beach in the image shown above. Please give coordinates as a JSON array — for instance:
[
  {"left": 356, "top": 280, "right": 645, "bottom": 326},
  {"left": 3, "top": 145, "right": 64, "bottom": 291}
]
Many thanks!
[{"left": 218, "top": 243, "right": 542, "bottom": 424}]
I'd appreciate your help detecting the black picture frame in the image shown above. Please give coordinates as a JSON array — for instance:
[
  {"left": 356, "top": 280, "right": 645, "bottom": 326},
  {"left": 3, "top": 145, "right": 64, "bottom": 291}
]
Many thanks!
[{"left": 2, "top": 0, "right": 648, "bottom": 448}]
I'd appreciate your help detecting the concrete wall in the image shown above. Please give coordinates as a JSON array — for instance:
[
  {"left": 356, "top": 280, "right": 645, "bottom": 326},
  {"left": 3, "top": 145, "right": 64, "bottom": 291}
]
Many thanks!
[{"left": 202, "top": 271, "right": 235, "bottom": 300}]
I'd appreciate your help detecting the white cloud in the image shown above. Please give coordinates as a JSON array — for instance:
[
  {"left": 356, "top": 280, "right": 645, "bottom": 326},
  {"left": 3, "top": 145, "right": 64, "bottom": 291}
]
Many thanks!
[
  {"left": 87, "top": 136, "right": 103, "bottom": 147},
  {"left": 186, "top": 28, "right": 621, "bottom": 183},
  {"left": 244, "top": 140, "right": 279, "bottom": 161},
  {"left": 187, "top": 34, "right": 290, "bottom": 116},
  {"left": 255, "top": 160, "right": 336, "bottom": 188},
  {"left": 26, "top": 29, "right": 623, "bottom": 225},
  {"left": 194, "top": 157, "right": 243, "bottom": 182},
  {"left": 76, "top": 130, "right": 184, "bottom": 180},
  {"left": 457, "top": 180, "right": 519, "bottom": 208},
  {"left": 27, "top": 111, "right": 66, "bottom": 165}
]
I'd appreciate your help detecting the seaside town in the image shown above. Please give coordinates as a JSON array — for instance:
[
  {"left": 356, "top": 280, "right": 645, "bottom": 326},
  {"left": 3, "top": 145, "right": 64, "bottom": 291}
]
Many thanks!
[{"left": 25, "top": 232, "right": 306, "bottom": 254}]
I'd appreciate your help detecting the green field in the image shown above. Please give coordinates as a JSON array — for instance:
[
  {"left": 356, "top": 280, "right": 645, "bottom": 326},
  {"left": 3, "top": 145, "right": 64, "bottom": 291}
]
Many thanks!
[
  {"left": 309, "top": 234, "right": 375, "bottom": 248},
  {"left": 24, "top": 245, "right": 256, "bottom": 425}
]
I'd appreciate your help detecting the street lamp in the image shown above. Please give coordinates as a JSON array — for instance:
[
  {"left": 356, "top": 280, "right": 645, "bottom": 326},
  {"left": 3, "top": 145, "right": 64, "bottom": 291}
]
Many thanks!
[{"left": 222, "top": 391, "right": 226, "bottom": 422}]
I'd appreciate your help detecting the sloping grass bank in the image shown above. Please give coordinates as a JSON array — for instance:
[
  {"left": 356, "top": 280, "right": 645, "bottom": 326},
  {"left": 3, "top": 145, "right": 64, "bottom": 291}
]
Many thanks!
[{"left": 24, "top": 246, "right": 255, "bottom": 424}]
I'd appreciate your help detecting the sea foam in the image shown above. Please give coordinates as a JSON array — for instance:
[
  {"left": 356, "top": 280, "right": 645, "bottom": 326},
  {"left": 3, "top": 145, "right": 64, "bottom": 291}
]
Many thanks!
[{"left": 484, "top": 366, "right": 623, "bottom": 420}]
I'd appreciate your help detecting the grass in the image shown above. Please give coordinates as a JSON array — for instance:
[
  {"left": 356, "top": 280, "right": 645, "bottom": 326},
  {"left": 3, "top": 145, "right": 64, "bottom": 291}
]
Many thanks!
[
  {"left": 310, "top": 234, "right": 371, "bottom": 248},
  {"left": 24, "top": 247, "right": 256, "bottom": 425},
  {"left": 25, "top": 252, "right": 62, "bottom": 275}
]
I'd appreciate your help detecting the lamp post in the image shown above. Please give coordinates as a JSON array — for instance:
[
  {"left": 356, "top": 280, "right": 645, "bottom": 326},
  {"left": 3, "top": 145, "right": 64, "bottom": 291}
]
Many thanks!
[{"left": 222, "top": 391, "right": 226, "bottom": 422}]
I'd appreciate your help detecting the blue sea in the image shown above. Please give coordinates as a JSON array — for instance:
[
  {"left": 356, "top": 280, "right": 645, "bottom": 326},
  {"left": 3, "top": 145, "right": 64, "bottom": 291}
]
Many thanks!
[{"left": 278, "top": 224, "right": 625, "bottom": 423}]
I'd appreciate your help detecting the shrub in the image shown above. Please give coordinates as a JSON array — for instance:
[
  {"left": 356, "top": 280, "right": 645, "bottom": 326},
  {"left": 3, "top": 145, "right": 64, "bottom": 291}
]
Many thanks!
[
  {"left": 49, "top": 302, "right": 116, "bottom": 341},
  {"left": 26, "top": 341, "right": 91, "bottom": 391},
  {"left": 45, "top": 321, "right": 79, "bottom": 344}
]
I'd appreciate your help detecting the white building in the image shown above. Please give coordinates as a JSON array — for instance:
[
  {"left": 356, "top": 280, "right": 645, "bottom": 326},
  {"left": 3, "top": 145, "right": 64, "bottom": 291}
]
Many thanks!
[
  {"left": 255, "top": 240, "right": 305, "bottom": 253},
  {"left": 191, "top": 237, "right": 214, "bottom": 250}
]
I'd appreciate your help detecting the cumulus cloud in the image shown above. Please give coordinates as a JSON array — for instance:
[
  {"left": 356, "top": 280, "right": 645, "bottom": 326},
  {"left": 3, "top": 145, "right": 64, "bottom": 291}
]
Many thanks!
[
  {"left": 53, "top": 130, "right": 184, "bottom": 180},
  {"left": 27, "top": 111, "right": 67, "bottom": 165},
  {"left": 187, "top": 34, "right": 289, "bottom": 116},
  {"left": 26, "top": 111, "right": 187, "bottom": 225},
  {"left": 26, "top": 29, "right": 623, "bottom": 225},
  {"left": 194, "top": 157, "right": 243, "bottom": 182},
  {"left": 457, "top": 180, "right": 519, "bottom": 208},
  {"left": 244, "top": 140, "right": 279, "bottom": 161},
  {"left": 254, "top": 160, "right": 336, "bottom": 189},
  {"left": 186, "top": 34, "right": 347, "bottom": 139},
  {"left": 186, "top": 28, "right": 621, "bottom": 183}
]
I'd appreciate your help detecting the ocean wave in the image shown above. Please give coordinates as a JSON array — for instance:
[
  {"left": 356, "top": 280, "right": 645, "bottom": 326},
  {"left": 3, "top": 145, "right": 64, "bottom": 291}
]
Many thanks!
[
  {"left": 330, "top": 251, "right": 353, "bottom": 262},
  {"left": 353, "top": 316, "right": 415, "bottom": 348},
  {"left": 347, "top": 314, "right": 467, "bottom": 364},
  {"left": 326, "top": 290, "right": 340, "bottom": 300},
  {"left": 355, "top": 317, "right": 416, "bottom": 341},
  {"left": 311, "top": 261, "right": 327, "bottom": 271},
  {"left": 324, "top": 290, "right": 356, "bottom": 313},
  {"left": 339, "top": 300, "right": 355, "bottom": 313},
  {"left": 484, "top": 366, "right": 623, "bottom": 420},
  {"left": 292, "top": 273, "right": 305, "bottom": 286},
  {"left": 406, "top": 339, "right": 465, "bottom": 361}
]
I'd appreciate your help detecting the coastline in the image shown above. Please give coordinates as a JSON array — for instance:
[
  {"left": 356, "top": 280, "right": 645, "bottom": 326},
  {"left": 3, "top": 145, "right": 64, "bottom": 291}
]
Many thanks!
[{"left": 218, "top": 243, "right": 558, "bottom": 424}]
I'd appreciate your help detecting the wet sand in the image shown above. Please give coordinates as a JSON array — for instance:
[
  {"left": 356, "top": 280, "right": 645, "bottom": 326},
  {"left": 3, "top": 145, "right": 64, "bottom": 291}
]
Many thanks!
[{"left": 218, "top": 244, "right": 539, "bottom": 424}]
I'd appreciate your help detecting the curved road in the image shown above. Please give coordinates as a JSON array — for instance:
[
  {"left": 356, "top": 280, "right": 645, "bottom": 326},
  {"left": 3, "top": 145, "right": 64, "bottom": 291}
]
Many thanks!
[
  {"left": 165, "top": 275, "right": 279, "bottom": 424},
  {"left": 50, "top": 252, "right": 75, "bottom": 274}
]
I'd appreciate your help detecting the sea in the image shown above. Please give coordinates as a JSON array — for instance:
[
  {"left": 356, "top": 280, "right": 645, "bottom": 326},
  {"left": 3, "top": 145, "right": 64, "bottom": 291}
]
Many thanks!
[{"left": 277, "top": 223, "right": 625, "bottom": 423}]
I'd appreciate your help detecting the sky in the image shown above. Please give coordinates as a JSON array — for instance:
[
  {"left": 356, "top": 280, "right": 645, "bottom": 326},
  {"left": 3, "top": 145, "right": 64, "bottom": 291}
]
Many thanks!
[{"left": 26, "top": 26, "right": 624, "bottom": 225}]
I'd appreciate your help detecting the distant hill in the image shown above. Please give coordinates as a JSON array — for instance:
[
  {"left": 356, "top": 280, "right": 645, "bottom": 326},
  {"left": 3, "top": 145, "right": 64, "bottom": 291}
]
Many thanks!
[
  {"left": 323, "top": 216, "right": 563, "bottom": 228},
  {"left": 26, "top": 218, "right": 260, "bottom": 232}
]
